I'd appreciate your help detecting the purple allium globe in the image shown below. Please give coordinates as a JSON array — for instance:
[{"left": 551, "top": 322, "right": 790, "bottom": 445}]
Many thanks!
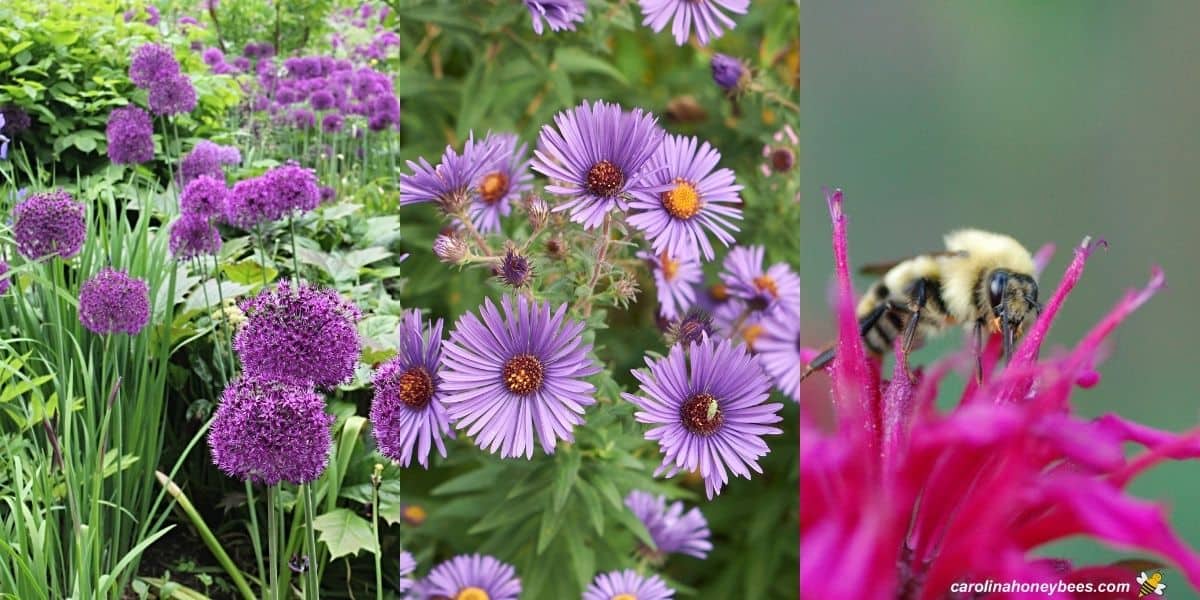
[
  {"left": 584, "top": 569, "right": 674, "bottom": 600},
  {"left": 628, "top": 134, "right": 742, "bottom": 261},
  {"left": 624, "top": 490, "right": 712, "bottom": 560},
  {"left": 371, "top": 310, "right": 453, "bottom": 468},
  {"left": 719, "top": 245, "right": 800, "bottom": 316},
  {"left": 321, "top": 113, "right": 344, "bottom": 133},
  {"left": 420, "top": 554, "right": 521, "bottom": 600},
  {"left": 754, "top": 306, "right": 800, "bottom": 402},
  {"left": 638, "top": 250, "right": 701, "bottom": 321},
  {"left": 78, "top": 268, "right": 151, "bottom": 335},
  {"left": 180, "top": 175, "right": 228, "bottom": 218},
  {"left": 208, "top": 376, "right": 333, "bottom": 485},
  {"left": 263, "top": 162, "right": 320, "bottom": 216},
  {"left": 180, "top": 140, "right": 241, "bottom": 184},
  {"left": 710, "top": 53, "right": 748, "bottom": 93},
  {"left": 532, "top": 100, "right": 666, "bottom": 230},
  {"left": 129, "top": 43, "right": 180, "bottom": 88},
  {"left": 169, "top": 213, "right": 222, "bottom": 259},
  {"left": 105, "top": 106, "right": 155, "bottom": 165},
  {"left": 0, "top": 261, "right": 10, "bottom": 296},
  {"left": 467, "top": 133, "right": 534, "bottom": 234},
  {"left": 637, "top": 0, "right": 748, "bottom": 46},
  {"left": 399, "top": 133, "right": 500, "bottom": 214},
  {"left": 148, "top": 74, "right": 198, "bottom": 116},
  {"left": 440, "top": 295, "right": 600, "bottom": 459},
  {"left": 234, "top": 280, "right": 362, "bottom": 388},
  {"left": 12, "top": 190, "right": 87, "bottom": 260},
  {"left": 223, "top": 176, "right": 273, "bottom": 229},
  {"left": 1, "top": 106, "right": 32, "bottom": 135},
  {"left": 624, "top": 336, "right": 782, "bottom": 498},
  {"left": 524, "top": 0, "right": 586, "bottom": 35}
]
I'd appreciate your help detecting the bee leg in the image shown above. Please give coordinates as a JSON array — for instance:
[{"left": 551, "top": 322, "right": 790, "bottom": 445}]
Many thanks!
[
  {"left": 799, "top": 346, "right": 835, "bottom": 382},
  {"left": 901, "top": 279, "right": 930, "bottom": 355},
  {"left": 973, "top": 319, "right": 985, "bottom": 384}
]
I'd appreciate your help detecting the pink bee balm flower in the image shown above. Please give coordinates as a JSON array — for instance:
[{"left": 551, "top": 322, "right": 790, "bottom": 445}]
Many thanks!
[{"left": 800, "top": 188, "right": 1200, "bottom": 599}]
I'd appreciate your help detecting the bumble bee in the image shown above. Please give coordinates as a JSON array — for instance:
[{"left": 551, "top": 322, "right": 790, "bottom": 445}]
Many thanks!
[{"left": 801, "top": 229, "right": 1043, "bottom": 381}]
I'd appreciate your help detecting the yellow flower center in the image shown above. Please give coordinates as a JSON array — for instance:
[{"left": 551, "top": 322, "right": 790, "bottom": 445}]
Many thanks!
[
  {"left": 502, "top": 353, "right": 545, "bottom": 395},
  {"left": 479, "top": 172, "right": 509, "bottom": 205},
  {"left": 662, "top": 179, "right": 701, "bottom": 219},
  {"left": 753, "top": 275, "right": 779, "bottom": 298},
  {"left": 613, "top": 595, "right": 638, "bottom": 600},
  {"left": 397, "top": 367, "right": 434, "bottom": 409},
  {"left": 456, "top": 587, "right": 490, "bottom": 600},
  {"left": 402, "top": 504, "right": 427, "bottom": 524},
  {"left": 709, "top": 283, "right": 729, "bottom": 302},
  {"left": 659, "top": 252, "right": 679, "bottom": 281},
  {"left": 742, "top": 324, "right": 764, "bottom": 351}
]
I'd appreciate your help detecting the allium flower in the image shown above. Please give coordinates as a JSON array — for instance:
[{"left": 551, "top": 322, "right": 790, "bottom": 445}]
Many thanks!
[
  {"left": 223, "top": 177, "right": 273, "bottom": 229},
  {"left": 399, "top": 133, "right": 500, "bottom": 214},
  {"left": 624, "top": 336, "right": 782, "bottom": 498},
  {"left": 310, "top": 90, "right": 335, "bottom": 111},
  {"left": 129, "top": 43, "right": 180, "bottom": 88},
  {"left": 754, "top": 306, "right": 800, "bottom": 402},
  {"left": 234, "top": 280, "right": 362, "bottom": 388},
  {"left": 180, "top": 140, "right": 241, "bottom": 184},
  {"left": 12, "top": 190, "right": 87, "bottom": 260},
  {"left": 1, "top": 106, "right": 31, "bottom": 135},
  {"left": 800, "top": 189, "right": 1200, "bottom": 598},
  {"left": 169, "top": 213, "right": 222, "bottom": 259},
  {"left": 208, "top": 376, "right": 333, "bottom": 485},
  {"left": 664, "top": 308, "right": 714, "bottom": 348},
  {"left": 180, "top": 175, "right": 228, "bottom": 217},
  {"left": 638, "top": 249, "right": 701, "bottom": 321},
  {"left": 524, "top": 0, "right": 586, "bottom": 34},
  {"left": 105, "top": 106, "right": 155, "bottom": 165},
  {"left": 0, "top": 261, "right": 10, "bottom": 296},
  {"left": 420, "top": 554, "right": 521, "bottom": 600},
  {"left": 148, "top": 74, "right": 198, "bottom": 116},
  {"left": 719, "top": 245, "right": 800, "bottom": 316},
  {"left": 432, "top": 234, "right": 468, "bottom": 264},
  {"left": 440, "top": 296, "right": 600, "bottom": 459},
  {"left": 624, "top": 490, "right": 712, "bottom": 560},
  {"left": 583, "top": 569, "right": 674, "bottom": 600},
  {"left": 262, "top": 162, "right": 320, "bottom": 216},
  {"left": 467, "top": 133, "right": 534, "bottom": 234},
  {"left": 291, "top": 108, "right": 316, "bottom": 130},
  {"left": 532, "top": 100, "right": 666, "bottom": 230},
  {"left": 321, "top": 113, "right": 344, "bottom": 133},
  {"left": 628, "top": 135, "right": 743, "bottom": 261},
  {"left": 78, "top": 268, "right": 151, "bottom": 335},
  {"left": 710, "top": 53, "right": 748, "bottom": 93},
  {"left": 371, "top": 310, "right": 453, "bottom": 468},
  {"left": 496, "top": 246, "right": 532, "bottom": 288},
  {"left": 398, "top": 550, "right": 417, "bottom": 595},
  {"left": 201, "top": 47, "right": 224, "bottom": 66},
  {"left": 638, "top": 0, "right": 747, "bottom": 46}
]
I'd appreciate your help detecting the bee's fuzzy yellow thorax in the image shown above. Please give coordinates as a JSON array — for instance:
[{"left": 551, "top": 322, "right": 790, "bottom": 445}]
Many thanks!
[{"left": 939, "top": 229, "right": 1036, "bottom": 323}]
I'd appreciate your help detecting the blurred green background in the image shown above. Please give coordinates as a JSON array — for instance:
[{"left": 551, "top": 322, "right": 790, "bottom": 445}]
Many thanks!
[{"left": 802, "top": 0, "right": 1200, "bottom": 595}]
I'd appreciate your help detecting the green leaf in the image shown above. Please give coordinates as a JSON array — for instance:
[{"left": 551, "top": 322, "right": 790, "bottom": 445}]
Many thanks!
[
  {"left": 312, "top": 508, "right": 378, "bottom": 559},
  {"left": 431, "top": 463, "right": 507, "bottom": 496},
  {"left": 552, "top": 449, "right": 581, "bottom": 513},
  {"left": 554, "top": 47, "right": 628, "bottom": 85},
  {"left": 222, "top": 259, "right": 277, "bottom": 286}
]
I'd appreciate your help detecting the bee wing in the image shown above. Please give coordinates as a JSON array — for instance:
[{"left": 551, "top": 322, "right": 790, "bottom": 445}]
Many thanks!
[
  {"left": 858, "top": 250, "right": 968, "bottom": 276},
  {"left": 1156, "top": 583, "right": 1166, "bottom": 594},
  {"left": 1137, "top": 572, "right": 1148, "bottom": 584}
]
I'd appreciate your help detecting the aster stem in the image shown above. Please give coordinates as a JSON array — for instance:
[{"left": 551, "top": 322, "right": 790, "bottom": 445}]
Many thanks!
[
  {"left": 454, "top": 208, "right": 493, "bottom": 256},
  {"left": 581, "top": 213, "right": 613, "bottom": 317},
  {"left": 302, "top": 484, "right": 320, "bottom": 599}
]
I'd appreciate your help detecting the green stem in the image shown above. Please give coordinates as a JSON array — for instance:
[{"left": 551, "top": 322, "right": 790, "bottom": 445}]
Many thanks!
[
  {"left": 371, "top": 478, "right": 382, "bottom": 600},
  {"left": 289, "top": 215, "right": 301, "bottom": 281},
  {"left": 257, "top": 228, "right": 270, "bottom": 288},
  {"left": 245, "top": 481, "right": 266, "bottom": 597},
  {"left": 267, "top": 485, "right": 280, "bottom": 600},
  {"left": 155, "top": 471, "right": 256, "bottom": 600},
  {"left": 303, "top": 484, "right": 320, "bottom": 599}
]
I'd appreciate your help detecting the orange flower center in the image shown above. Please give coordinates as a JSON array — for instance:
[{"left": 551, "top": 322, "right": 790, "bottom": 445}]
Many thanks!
[
  {"left": 659, "top": 252, "right": 680, "bottom": 281},
  {"left": 709, "top": 283, "right": 729, "bottom": 302},
  {"left": 753, "top": 275, "right": 779, "bottom": 298},
  {"left": 742, "top": 324, "right": 764, "bottom": 351},
  {"left": 503, "top": 353, "right": 544, "bottom": 395},
  {"left": 479, "top": 172, "right": 509, "bottom": 204},
  {"left": 397, "top": 367, "right": 434, "bottom": 409},
  {"left": 661, "top": 179, "right": 701, "bottom": 219},
  {"left": 456, "top": 587, "right": 490, "bottom": 600}
]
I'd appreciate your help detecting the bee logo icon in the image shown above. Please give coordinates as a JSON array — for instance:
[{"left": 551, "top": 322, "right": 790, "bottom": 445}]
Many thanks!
[{"left": 1137, "top": 571, "right": 1166, "bottom": 597}]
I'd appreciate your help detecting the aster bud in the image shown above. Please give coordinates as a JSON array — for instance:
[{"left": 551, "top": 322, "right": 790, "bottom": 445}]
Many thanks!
[
  {"left": 524, "top": 194, "right": 549, "bottom": 230},
  {"left": 401, "top": 504, "right": 427, "bottom": 527},
  {"left": 433, "top": 234, "right": 468, "bottom": 264},
  {"left": 545, "top": 236, "right": 566, "bottom": 260},
  {"left": 497, "top": 244, "right": 533, "bottom": 288},
  {"left": 614, "top": 275, "right": 640, "bottom": 304},
  {"left": 666, "top": 309, "right": 715, "bottom": 348},
  {"left": 710, "top": 53, "right": 749, "bottom": 94}
]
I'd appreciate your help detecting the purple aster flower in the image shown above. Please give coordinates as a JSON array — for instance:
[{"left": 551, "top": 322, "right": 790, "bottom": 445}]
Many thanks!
[
  {"left": 532, "top": 100, "right": 666, "bottom": 230},
  {"left": 321, "top": 113, "right": 344, "bottom": 133},
  {"left": 129, "top": 43, "right": 180, "bottom": 88},
  {"left": 263, "top": 162, "right": 320, "bottom": 216},
  {"left": 234, "top": 280, "right": 362, "bottom": 388},
  {"left": 105, "top": 106, "right": 155, "bottom": 165},
  {"left": 637, "top": 0, "right": 748, "bottom": 46},
  {"left": 584, "top": 569, "right": 674, "bottom": 600},
  {"left": 12, "top": 190, "right": 87, "bottom": 260},
  {"left": 399, "top": 133, "right": 500, "bottom": 214},
  {"left": 148, "top": 74, "right": 197, "bottom": 116},
  {"left": 754, "top": 305, "right": 800, "bottom": 402},
  {"left": 420, "top": 554, "right": 521, "bottom": 600},
  {"left": 180, "top": 175, "right": 228, "bottom": 217},
  {"left": 628, "top": 135, "right": 742, "bottom": 261},
  {"left": 440, "top": 295, "right": 600, "bottom": 459},
  {"left": 719, "top": 245, "right": 800, "bottom": 317},
  {"left": 398, "top": 550, "right": 417, "bottom": 594},
  {"left": 208, "top": 376, "right": 333, "bottom": 485},
  {"left": 465, "top": 133, "right": 534, "bottom": 234},
  {"left": 710, "top": 53, "right": 748, "bottom": 92},
  {"left": 180, "top": 140, "right": 240, "bottom": 184},
  {"left": 78, "top": 267, "right": 151, "bottom": 335},
  {"left": 624, "top": 336, "right": 782, "bottom": 498},
  {"left": 638, "top": 249, "right": 702, "bottom": 320},
  {"left": 0, "top": 261, "right": 10, "bottom": 296},
  {"left": 624, "top": 490, "right": 712, "bottom": 560},
  {"left": 223, "top": 176, "right": 274, "bottom": 229},
  {"left": 371, "top": 310, "right": 453, "bottom": 468},
  {"left": 169, "top": 213, "right": 222, "bottom": 259},
  {"left": 524, "top": 0, "right": 586, "bottom": 34}
]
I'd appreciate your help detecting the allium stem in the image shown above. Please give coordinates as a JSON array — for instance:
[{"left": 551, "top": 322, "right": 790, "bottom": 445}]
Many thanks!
[
  {"left": 212, "top": 254, "right": 238, "bottom": 376},
  {"left": 302, "top": 484, "right": 320, "bottom": 599},
  {"left": 155, "top": 471, "right": 256, "bottom": 600},
  {"left": 257, "top": 227, "right": 270, "bottom": 288},
  {"left": 267, "top": 484, "right": 281, "bottom": 600},
  {"left": 245, "top": 481, "right": 266, "bottom": 596},
  {"left": 289, "top": 215, "right": 302, "bottom": 282},
  {"left": 371, "top": 464, "right": 383, "bottom": 600}
]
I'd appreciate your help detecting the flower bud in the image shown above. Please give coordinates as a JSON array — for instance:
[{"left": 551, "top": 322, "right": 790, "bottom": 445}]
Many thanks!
[
  {"left": 433, "top": 234, "right": 468, "bottom": 264},
  {"left": 524, "top": 194, "right": 549, "bottom": 230}
]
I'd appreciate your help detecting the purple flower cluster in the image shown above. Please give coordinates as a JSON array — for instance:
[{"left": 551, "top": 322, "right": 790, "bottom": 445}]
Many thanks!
[
  {"left": 0, "top": 261, "right": 10, "bottom": 296},
  {"left": 78, "top": 267, "right": 151, "bottom": 335},
  {"left": 180, "top": 175, "right": 228, "bottom": 218},
  {"left": 180, "top": 140, "right": 241, "bottom": 185},
  {"left": 327, "top": 4, "right": 400, "bottom": 62},
  {"left": 105, "top": 106, "right": 155, "bottom": 165},
  {"left": 222, "top": 163, "right": 320, "bottom": 230},
  {"left": 0, "top": 106, "right": 31, "bottom": 135},
  {"left": 11, "top": 190, "right": 87, "bottom": 260},
  {"left": 208, "top": 376, "right": 333, "bottom": 485},
  {"left": 129, "top": 43, "right": 197, "bottom": 116},
  {"left": 234, "top": 280, "right": 362, "bottom": 388}
]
